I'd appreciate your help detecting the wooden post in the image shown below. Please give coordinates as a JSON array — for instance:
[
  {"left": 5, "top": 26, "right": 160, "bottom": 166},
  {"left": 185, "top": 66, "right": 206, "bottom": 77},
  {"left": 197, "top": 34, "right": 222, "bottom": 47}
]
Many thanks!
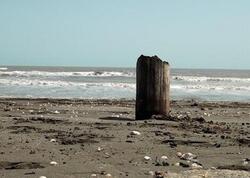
[{"left": 136, "top": 55, "right": 170, "bottom": 120}]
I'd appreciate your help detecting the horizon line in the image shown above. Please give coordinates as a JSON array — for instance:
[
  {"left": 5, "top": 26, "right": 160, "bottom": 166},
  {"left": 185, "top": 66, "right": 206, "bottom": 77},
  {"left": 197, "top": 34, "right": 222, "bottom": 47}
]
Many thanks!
[{"left": 0, "top": 64, "right": 250, "bottom": 71}]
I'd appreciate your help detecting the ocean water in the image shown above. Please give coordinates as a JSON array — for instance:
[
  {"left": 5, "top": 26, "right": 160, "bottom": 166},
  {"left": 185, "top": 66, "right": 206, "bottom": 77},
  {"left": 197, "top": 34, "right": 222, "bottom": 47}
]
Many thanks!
[{"left": 0, "top": 66, "right": 250, "bottom": 101}]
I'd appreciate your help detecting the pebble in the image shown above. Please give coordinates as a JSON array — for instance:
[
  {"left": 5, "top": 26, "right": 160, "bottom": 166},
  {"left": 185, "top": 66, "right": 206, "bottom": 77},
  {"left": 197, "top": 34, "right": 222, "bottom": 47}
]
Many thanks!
[
  {"left": 91, "top": 174, "right": 97, "bottom": 177},
  {"left": 191, "top": 163, "right": 203, "bottom": 169},
  {"left": 174, "top": 162, "right": 180, "bottom": 166},
  {"left": 39, "top": 176, "right": 47, "bottom": 178},
  {"left": 50, "top": 161, "right": 58, "bottom": 165},
  {"left": 176, "top": 152, "right": 182, "bottom": 157},
  {"left": 97, "top": 146, "right": 104, "bottom": 152},
  {"left": 181, "top": 152, "right": 197, "bottom": 160},
  {"left": 242, "top": 160, "right": 249, "bottom": 165},
  {"left": 50, "top": 139, "right": 56, "bottom": 142},
  {"left": 148, "top": 171, "right": 154, "bottom": 175},
  {"left": 130, "top": 131, "right": 141, "bottom": 135},
  {"left": 54, "top": 110, "right": 60, "bottom": 114},
  {"left": 160, "top": 155, "right": 168, "bottom": 160},
  {"left": 144, "top": 156, "right": 151, "bottom": 161},
  {"left": 154, "top": 171, "right": 168, "bottom": 178},
  {"left": 105, "top": 173, "right": 112, "bottom": 177}
]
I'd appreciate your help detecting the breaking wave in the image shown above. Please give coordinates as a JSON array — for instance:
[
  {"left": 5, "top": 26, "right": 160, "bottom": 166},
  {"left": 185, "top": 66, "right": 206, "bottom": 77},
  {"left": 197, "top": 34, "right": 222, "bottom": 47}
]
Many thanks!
[{"left": 0, "top": 70, "right": 135, "bottom": 78}]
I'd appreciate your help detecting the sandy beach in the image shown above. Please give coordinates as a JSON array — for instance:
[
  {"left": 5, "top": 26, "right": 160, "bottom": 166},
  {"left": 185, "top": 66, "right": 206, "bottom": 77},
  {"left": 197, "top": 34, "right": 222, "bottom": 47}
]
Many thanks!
[{"left": 0, "top": 98, "right": 249, "bottom": 178}]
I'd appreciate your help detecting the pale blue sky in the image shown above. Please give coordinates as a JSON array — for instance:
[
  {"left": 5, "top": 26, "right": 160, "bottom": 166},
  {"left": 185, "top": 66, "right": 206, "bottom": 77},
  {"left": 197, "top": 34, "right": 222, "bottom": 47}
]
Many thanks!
[{"left": 0, "top": 1, "right": 249, "bottom": 69}]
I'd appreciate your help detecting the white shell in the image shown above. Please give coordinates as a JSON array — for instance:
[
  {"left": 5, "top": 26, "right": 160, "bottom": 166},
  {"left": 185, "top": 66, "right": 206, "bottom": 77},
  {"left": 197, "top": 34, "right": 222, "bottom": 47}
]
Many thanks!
[
  {"left": 91, "top": 174, "right": 97, "bottom": 177},
  {"left": 242, "top": 161, "right": 249, "bottom": 165},
  {"left": 181, "top": 152, "right": 197, "bottom": 160},
  {"left": 130, "top": 131, "right": 141, "bottom": 135},
  {"left": 174, "top": 162, "right": 180, "bottom": 166},
  {"left": 160, "top": 155, "right": 168, "bottom": 160},
  {"left": 50, "top": 139, "right": 56, "bottom": 142},
  {"left": 105, "top": 173, "right": 112, "bottom": 177},
  {"left": 54, "top": 110, "right": 60, "bottom": 114},
  {"left": 97, "top": 147, "right": 103, "bottom": 152},
  {"left": 148, "top": 171, "right": 154, "bottom": 175},
  {"left": 50, "top": 161, "right": 58, "bottom": 165},
  {"left": 144, "top": 156, "right": 151, "bottom": 161},
  {"left": 176, "top": 152, "right": 182, "bottom": 157},
  {"left": 39, "top": 176, "right": 47, "bottom": 178},
  {"left": 191, "top": 163, "right": 203, "bottom": 169}
]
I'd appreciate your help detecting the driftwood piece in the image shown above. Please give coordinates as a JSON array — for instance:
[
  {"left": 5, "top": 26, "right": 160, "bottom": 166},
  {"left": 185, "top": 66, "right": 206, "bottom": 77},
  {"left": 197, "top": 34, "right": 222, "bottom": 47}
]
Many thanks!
[{"left": 136, "top": 55, "right": 170, "bottom": 120}]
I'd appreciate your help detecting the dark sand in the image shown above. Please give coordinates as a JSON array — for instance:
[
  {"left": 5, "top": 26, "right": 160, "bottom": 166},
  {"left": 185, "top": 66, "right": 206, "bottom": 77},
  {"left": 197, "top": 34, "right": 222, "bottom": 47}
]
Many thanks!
[{"left": 0, "top": 98, "right": 249, "bottom": 178}]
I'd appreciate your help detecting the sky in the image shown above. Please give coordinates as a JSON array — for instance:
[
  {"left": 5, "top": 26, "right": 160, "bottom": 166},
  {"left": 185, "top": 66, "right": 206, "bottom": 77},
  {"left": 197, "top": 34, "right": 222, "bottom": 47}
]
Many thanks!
[{"left": 0, "top": 1, "right": 249, "bottom": 69}]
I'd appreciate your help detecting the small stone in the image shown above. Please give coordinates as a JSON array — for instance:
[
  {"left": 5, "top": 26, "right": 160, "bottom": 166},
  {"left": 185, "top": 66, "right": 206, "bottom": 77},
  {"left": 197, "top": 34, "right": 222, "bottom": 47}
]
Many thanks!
[
  {"left": 50, "top": 139, "right": 56, "bottom": 142},
  {"left": 242, "top": 160, "right": 248, "bottom": 165},
  {"left": 144, "top": 156, "right": 151, "bottom": 161},
  {"left": 39, "top": 176, "right": 47, "bottom": 178},
  {"left": 54, "top": 110, "right": 60, "bottom": 114},
  {"left": 148, "top": 171, "right": 154, "bottom": 175},
  {"left": 179, "top": 162, "right": 190, "bottom": 168},
  {"left": 191, "top": 163, "right": 203, "bottom": 169},
  {"left": 181, "top": 152, "right": 197, "bottom": 160},
  {"left": 91, "top": 174, "right": 97, "bottom": 177},
  {"left": 105, "top": 173, "right": 112, "bottom": 177},
  {"left": 174, "top": 162, "right": 180, "bottom": 166},
  {"left": 154, "top": 171, "right": 167, "bottom": 178},
  {"left": 160, "top": 155, "right": 168, "bottom": 160},
  {"left": 130, "top": 131, "right": 141, "bottom": 135},
  {"left": 176, "top": 152, "right": 182, "bottom": 157},
  {"left": 97, "top": 147, "right": 103, "bottom": 152},
  {"left": 50, "top": 161, "right": 58, "bottom": 165}
]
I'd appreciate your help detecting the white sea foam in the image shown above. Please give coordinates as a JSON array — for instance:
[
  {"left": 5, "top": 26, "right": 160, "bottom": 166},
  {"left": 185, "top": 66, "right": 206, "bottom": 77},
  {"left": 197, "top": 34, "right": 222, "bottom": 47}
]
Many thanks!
[
  {"left": 172, "top": 76, "right": 250, "bottom": 83},
  {"left": 0, "top": 78, "right": 136, "bottom": 89},
  {"left": 0, "top": 70, "right": 135, "bottom": 78},
  {"left": 0, "top": 67, "right": 8, "bottom": 71}
]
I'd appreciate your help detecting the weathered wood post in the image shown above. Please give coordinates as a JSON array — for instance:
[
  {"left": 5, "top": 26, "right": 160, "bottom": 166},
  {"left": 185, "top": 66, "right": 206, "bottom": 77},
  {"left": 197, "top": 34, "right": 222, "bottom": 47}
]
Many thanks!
[{"left": 136, "top": 55, "right": 170, "bottom": 120}]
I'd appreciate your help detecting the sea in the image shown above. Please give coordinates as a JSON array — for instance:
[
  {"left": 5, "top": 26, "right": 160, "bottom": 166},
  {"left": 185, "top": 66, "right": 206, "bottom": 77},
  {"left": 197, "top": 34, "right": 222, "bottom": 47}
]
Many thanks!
[{"left": 0, "top": 66, "right": 250, "bottom": 102}]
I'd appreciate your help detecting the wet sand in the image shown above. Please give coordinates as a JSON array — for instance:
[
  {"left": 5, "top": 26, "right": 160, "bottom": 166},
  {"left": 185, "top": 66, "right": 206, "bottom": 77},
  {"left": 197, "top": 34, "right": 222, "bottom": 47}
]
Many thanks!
[{"left": 0, "top": 98, "right": 249, "bottom": 178}]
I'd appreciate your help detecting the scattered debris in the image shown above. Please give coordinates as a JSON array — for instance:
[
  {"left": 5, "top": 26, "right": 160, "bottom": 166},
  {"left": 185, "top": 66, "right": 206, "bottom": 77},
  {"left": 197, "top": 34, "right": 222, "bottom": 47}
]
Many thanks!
[
  {"left": 154, "top": 171, "right": 168, "bottom": 178},
  {"left": 180, "top": 152, "right": 197, "bottom": 161}
]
